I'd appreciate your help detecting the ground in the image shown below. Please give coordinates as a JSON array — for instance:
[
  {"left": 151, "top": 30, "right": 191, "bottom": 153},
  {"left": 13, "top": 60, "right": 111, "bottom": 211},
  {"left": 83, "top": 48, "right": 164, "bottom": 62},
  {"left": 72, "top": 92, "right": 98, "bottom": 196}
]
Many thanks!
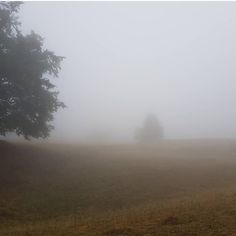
[{"left": 1, "top": 139, "right": 236, "bottom": 235}]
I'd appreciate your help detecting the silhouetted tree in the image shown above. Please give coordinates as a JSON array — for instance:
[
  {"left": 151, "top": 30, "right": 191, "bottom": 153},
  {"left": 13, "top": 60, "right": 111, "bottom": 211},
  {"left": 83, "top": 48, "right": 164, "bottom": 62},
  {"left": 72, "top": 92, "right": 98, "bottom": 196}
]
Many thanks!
[
  {"left": 0, "top": 2, "right": 65, "bottom": 139},
  {"left": 136, "top": 114, "right": 164, "bottom": 143}
]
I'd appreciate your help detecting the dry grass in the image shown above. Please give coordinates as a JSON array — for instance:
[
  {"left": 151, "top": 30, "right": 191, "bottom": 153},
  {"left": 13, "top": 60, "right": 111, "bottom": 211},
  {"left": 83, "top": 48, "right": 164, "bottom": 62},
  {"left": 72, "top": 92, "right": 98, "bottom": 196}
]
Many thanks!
[{"left": 1, "top": 139, "right": 236, "bottom": 235}]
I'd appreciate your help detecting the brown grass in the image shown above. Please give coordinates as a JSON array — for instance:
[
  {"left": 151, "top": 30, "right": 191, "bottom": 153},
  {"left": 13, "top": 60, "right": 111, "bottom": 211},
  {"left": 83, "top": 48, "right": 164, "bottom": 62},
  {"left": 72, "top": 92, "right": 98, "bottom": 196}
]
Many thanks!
[{"left": 1, "top": 139, "right": 236, "bottom": 235}]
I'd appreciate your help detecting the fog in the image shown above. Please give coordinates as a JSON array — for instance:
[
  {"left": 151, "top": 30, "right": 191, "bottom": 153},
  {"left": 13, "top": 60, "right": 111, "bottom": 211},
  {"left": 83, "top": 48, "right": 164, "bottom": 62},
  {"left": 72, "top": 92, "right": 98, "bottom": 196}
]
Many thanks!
[{"left": 18, "top": 2, "right": 236, "bottom": 143}]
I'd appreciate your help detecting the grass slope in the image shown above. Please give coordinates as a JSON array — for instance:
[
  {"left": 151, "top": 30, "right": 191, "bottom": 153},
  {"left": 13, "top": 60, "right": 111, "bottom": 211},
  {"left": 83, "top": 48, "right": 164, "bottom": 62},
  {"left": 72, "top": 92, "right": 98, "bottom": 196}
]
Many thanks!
[{"left": 1, "top": 140, "right": 236, "bottom": 235}]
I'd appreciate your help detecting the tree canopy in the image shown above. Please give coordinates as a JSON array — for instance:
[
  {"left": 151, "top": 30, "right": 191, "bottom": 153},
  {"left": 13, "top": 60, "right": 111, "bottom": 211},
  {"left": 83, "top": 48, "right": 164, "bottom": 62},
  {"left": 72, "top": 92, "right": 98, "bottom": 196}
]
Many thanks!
[
  {"left": 136, "top": 114, "right": 164, "bottom": 143},
  {"left": 0, "top": 2, "right": 65, "bottom": 139}
]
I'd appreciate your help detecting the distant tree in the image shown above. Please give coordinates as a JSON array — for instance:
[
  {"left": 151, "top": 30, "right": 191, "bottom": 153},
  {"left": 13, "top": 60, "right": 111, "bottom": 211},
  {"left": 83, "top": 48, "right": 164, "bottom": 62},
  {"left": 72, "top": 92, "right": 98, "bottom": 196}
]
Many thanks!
[
  {"left": 0, "top": 2, "right": 65, "bottom": 139},
  {"left": 136, "top": 114, "right": 164, "bottom": 143}
]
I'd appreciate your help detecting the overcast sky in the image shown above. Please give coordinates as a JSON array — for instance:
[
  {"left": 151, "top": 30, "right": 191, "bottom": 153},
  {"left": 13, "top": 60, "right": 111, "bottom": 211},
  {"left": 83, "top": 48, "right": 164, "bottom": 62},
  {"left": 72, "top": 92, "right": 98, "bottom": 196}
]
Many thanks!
[{"left": 19, "top": 2, "right": 236, "bottom": 142}]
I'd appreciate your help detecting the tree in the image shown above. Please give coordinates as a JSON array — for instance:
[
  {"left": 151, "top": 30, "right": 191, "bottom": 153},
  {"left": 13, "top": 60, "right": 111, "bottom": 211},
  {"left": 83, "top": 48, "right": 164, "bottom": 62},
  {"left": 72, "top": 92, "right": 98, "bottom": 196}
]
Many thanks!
[
  {"left": 0, "top": 2, "right": 65, "bottom": 139},
  {"left": 136, "top": 113, "right": 164, "bottom": 143}
]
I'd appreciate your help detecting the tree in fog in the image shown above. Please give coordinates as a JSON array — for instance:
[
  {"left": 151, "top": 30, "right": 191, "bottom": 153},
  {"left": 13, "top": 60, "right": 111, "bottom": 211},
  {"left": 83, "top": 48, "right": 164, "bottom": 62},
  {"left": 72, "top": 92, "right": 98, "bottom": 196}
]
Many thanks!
[
  {"left": 0, "top": 2, "right": 65, "bottom": 139},
  {"left": 136, "top": 114, "right": 164, "bottom": 143}
]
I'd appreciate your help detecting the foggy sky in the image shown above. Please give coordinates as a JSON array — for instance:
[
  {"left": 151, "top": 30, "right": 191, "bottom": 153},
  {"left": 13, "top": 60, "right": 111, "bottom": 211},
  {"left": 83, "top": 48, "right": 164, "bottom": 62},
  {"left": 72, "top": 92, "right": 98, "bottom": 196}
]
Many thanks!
[{"left": 18, "top": 2, "right": 236, "bottom": 143}]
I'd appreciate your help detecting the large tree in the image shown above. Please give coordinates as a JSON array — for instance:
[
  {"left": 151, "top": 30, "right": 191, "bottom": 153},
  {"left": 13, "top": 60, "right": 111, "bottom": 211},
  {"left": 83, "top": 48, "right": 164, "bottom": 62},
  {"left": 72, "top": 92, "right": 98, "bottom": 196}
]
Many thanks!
[
  {"left": 136, "top": 114, "right": 164, "bottom": 143},
  {"left": 0, "top": 2, "right": 65, "bottom": 139}
]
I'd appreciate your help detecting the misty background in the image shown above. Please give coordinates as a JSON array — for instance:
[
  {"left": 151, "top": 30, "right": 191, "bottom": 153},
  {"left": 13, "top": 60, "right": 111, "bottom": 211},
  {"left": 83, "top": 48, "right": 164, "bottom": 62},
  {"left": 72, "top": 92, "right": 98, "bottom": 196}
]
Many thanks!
[{"left": 17, "top": 2, "right": 236, "bottom": 143}]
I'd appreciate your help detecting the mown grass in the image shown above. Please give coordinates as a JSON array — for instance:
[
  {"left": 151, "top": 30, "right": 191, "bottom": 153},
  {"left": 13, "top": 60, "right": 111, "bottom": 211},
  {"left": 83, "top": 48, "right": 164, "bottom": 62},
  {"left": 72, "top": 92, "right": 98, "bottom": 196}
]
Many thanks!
[{"left": 1, "top": 140, "right": 236, "bottom": 235}]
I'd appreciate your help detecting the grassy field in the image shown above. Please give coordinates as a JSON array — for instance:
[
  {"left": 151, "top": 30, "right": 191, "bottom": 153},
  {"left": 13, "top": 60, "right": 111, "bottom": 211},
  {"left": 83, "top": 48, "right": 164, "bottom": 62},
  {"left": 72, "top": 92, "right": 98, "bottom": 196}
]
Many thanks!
[{"left": 1, "top": 140, "right": 236, "bottom": 235}]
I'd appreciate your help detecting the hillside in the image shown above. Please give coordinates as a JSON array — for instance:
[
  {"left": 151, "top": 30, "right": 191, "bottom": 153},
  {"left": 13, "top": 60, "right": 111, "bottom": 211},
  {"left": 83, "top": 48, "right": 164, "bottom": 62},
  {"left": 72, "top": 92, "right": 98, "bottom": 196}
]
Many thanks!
[{"left": 1, "top": 140, "right": 236, "bottom": 235}]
